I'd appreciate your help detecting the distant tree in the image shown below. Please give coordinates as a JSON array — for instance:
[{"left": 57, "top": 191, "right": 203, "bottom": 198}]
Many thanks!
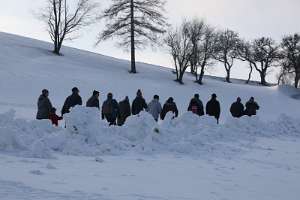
[
  {"left": 214, "top": 29, "right": 240, "bottom": 83},
  {"left": 165, "top": 21, "right": 193, "bottom": 84},
  {"left": 97, "top": 0, "right": 168, "bottom": 73},
  {"left": 195, "top": 25, "right": 217, "bottom": 84},
  {"left": 236, "top": 40, "right": 255, "bottom": 84},
  {"left": 280, "top": 34, "right": 300, "bottom": 88},
  {"left": 251, "top": 37, "right": 281, "bottom": 85},
  {"left": 185, "top": 19, "right": 205, "bottom": 75},
  {"left": 40, "top": 0, "right": 98, "bottom": 55}
]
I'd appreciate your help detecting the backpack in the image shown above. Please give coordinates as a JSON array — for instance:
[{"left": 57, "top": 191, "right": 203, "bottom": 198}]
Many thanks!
[{"left": 191, "top": 105, "right": 198, "bottom": 114}]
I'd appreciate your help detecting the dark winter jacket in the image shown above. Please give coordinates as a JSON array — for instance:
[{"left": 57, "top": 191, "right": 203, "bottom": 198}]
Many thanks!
[
  {"left": 49, "top": 113, "right": 63, "bottom": 126},
  {"left": 61, "top": 93, "right": 82, "bottom": 115},
  {"left": 244, "top": 101, "right": 259, "bottom": 116},
  {"left": 118, "top": 99, "right": 131, "bottom": 126},
  {"left": 160, "top": 101, "right": 179, "bottom": 120},
  {"left": 36, "top": 94, "right": 53, "bottom": 120},
  {"left": 206, "top": 99, "right": 221, "bottom": 120},
  {"left": 102, "top": 98, "right": 120, "bottom": 125},
  {"left": 86, "top": 95, "right": 100, "bottom": 109},
  {"left": 188, "top": 98, "right": 204, "bottom": 116},
  {"left": 230, "top": 102, "right": 244, "bottom": 118},
  {"left": 132, "top": 96, "right": 148, "bottom": 115}
]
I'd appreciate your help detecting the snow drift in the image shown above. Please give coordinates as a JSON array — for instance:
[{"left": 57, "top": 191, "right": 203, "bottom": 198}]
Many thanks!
[{"left": 0, "top": 107, "right": 299, "bottom": 159}]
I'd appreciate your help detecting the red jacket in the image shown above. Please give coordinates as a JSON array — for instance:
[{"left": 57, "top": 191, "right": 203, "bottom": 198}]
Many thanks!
[{"left": 49, "top": 113, "right": 63, "bottom": 126}]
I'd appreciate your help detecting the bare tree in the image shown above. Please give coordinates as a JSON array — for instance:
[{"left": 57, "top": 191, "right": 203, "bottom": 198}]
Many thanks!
[
  {"left": 165, "top": 22, "right": 193, "bottom": 84},
  {"left": 251, "top": 37, "right": 281, "bottom": 85},
  {"left": 185, "top": 19, "right": 205, "bottom": 75},
  {"left": 214, "top": 29, "right": 240, "bottom": 83},
  {"left": 195, "top": 25, "right": 217, "bottom": 84},
  {"left": 281, "top": 33, "right": 300, "bottom": 88},
  {"left": 236, "top": 40, "right": 255, "bottom": 84},
  {"left": 40, "top": 0, "right": 98, "bottom": 55},
  {"left": 97, "top": 0, "right": 168, "bottom": 73}
]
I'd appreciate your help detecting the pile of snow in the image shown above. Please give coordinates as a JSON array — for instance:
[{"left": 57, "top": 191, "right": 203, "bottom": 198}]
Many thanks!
[{"left": 0, "top": 107, "right": 299, "bottom": 159}]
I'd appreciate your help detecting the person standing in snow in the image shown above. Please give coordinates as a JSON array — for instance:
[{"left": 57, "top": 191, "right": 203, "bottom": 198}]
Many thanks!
[
  {"left": 244, "top": 97, "right": 260, "bottom": 116},
  {"left": 117, "top": 96, "right": 131, "bottom": 126},
  {"left": 36, "top": 89, "right": 53, "bottom": 120},
  {"left": 188, "top": 94, "right": 204, "bottom": 116},
  {"left": 147, "top": 95, "right": 162, "bottom": 121},
  {"left": 49, "top": 107, "right": 63, "bottom": 126},
  {"left": 230, "top": 97, "right": 244, "bottom": 118},
  {"left": 102, "top": 93, "right": 120, "bottom": 126},
  {"left": 206, "top": 93, "right": 221, "bottom": 123},
  {"left": 160, "top": 97, "right": 179, "bottom": 120},
  {"left": 86, "top": 90, "right": 100, "bottom": 109},
  {"left": 132, "top": 89, "right": 148, "bottom": 115},
  {"left": 61, "top": 87, "right": 82, "bottom": 115}
]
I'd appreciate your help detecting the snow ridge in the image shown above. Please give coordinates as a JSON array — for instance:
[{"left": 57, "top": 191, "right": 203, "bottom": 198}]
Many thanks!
[{"left": 0, "top": 107, "right": 299, "bottom": 159}]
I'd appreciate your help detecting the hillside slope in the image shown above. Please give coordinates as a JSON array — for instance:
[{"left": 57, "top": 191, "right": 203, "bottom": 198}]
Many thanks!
[{"left": 0, "top": 32, "right": 299, "bottom": 121}]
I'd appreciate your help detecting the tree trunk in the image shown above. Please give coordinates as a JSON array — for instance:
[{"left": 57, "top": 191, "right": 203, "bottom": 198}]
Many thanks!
[
  {"left": 246, "top": 64, "right": 253, "bottom": 84},
  {"left": 225, "top": 69, "right": 231, "bottom": 83},
  {"left": 176, "top": 70, "right": 184, "bottom": 84},
  {"left": 197, "top": 65, "right": 205, "bottom": 85},
  {"left": 53, "top": 41, "right": 60, "bottom": 55},
  {"left": 130, "top": 0, "right": 136, "bottom": 73},
  {"left": 260, "top": 71, "right": 267, "bottom": 86},
  {"left": 295, "top": 74, "right": 299, "bottom": 88}
]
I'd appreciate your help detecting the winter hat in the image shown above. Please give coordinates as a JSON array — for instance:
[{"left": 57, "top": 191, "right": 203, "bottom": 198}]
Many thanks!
[
  {"left": 137, "top": 89, "right": 142, "bottom": 96},
  {"left": 93, "top": 90, "right": 100, "bottom": 96},
  {"left": 42, "top": 89, "right": 49, "bottom": 95},
  {"left": 72, "top": 87, "right": 79, "bottom": 93}
]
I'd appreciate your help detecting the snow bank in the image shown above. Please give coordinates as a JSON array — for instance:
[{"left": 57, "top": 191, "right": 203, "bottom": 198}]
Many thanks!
[{"left": 0, "top": 107, "right": 299, "bottom": 158}]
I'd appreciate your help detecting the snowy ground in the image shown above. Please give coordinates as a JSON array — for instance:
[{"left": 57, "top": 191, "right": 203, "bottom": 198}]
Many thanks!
[
  {"left": 1, "top": 137, "right": 300, "bottom": 200},
  {"left": 0, "top": 32, "right": 300, "bottom": 200}
]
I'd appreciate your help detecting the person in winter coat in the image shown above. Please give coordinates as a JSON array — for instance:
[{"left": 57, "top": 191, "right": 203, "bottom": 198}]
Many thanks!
[
  {"left": 61, "top": 87, "right": 82, "bottom": 115},
  {"left": 86, "top": 90, "right": 100, "bottom": 109},
  {"left": 117, "top": 96, "right": 131, "bottom": 126},
  {"left": 102, "top": 93, "right": 120, "bottom": 126},
  {"left": 132, "top": 89, "right": 148, "bottom": 115},
  {"left": 160, "top": 97, "right": 179, "bottom": 120},
  {"left": 230, "top": 97, "right": 244, "bottom": 118},
  {"left": 147, "top": 95, "right": 162, "bottom": 121},
  {"left": 36, "top": 89, "right": 53, "bottom": 120},
  {"left": 49, "top": 107, "right": 63, "bottom": 126},
  {"left": 206, "top": 93, "right": 221, "bottom": 123},
  {"left": 188, "top": 94, "right": 204, "bottom": 116},
  {"left": 244, "top": 97, "right": 260, "bottom": 116}
]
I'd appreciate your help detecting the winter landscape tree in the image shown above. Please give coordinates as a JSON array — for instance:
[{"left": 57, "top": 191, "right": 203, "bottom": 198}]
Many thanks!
[
  {"left": 165, "top": 21, "right": 193, "bottom": 84},
  {"left": 280, "top": 33, "right": 300, "bottom": 88},
  {"left": 185, "top": 19, "right": 205, "bottom": 75},
  {"left": 39, "top": 0, "right": 98, "bottom": 55},
  {"left": 214, "top": 29, "right": 240, "bottom": 83},
  {"left": 194, "top": 25, "right": 217, "bottom": 84},
  {"left": 251, "top": 37, "right": 281, "bottom": 85},
  {"left": 97, "top": 0, "right": 168, "bottom": 73},
  {"left": 236, "top": 40, "right": 255, "bottom": 84}
]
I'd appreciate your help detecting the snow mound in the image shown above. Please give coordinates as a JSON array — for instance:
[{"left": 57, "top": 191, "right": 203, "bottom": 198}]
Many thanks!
[{"left": 0, "top": 108, "right": 299, "bottom": 158}]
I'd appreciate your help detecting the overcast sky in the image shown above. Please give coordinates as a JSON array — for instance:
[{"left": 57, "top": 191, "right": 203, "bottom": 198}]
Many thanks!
[{"left": 1, "top": 0, "right": 300, "bottom": 82}]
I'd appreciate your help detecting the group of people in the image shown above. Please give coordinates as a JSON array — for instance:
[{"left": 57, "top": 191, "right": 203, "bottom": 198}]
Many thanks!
[{"left": 36, "top": 87, "right": 260, "bottom": 127}]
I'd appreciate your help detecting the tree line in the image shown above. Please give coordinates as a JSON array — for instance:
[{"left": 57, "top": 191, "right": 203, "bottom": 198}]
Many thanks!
[{"left": 38, "top": 0, "right": 300, "bottom": 88}]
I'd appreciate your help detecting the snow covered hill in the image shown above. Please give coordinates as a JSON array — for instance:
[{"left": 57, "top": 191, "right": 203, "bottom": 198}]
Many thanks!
[
  {"left": 0, "top": 32, "right": 300, "bottom": 200},
  {"left": 0, "top": 32, "right": 299, "bottom": 121}
]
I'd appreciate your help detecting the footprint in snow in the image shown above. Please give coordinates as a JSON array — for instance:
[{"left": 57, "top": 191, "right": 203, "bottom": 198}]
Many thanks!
[
  {"left": 30, "top": 170, "right": 44, "bottom": 175},
  {"left": 46, "top": 163, "right": 57, "bottom": 170},
  {"left": 95, "top": 157, "right": 105, "bottom": 163}
]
